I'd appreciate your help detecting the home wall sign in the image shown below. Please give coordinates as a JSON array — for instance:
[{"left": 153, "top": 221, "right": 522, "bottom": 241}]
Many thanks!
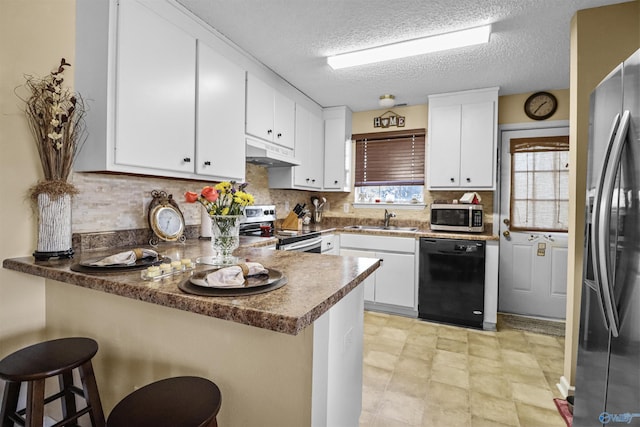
[{"left": 373, "top": 110, "right": 405, "bottom": 128}]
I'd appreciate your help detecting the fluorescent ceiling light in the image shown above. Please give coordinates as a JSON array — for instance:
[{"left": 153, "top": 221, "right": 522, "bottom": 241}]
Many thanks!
[{"left": 327, "top": 25, "right": 491, "bottom": 70}]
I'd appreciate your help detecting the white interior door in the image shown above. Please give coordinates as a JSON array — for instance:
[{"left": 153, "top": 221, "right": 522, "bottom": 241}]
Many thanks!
[{"left": 498, "top": 126, "right": 569, "bottom": 320}]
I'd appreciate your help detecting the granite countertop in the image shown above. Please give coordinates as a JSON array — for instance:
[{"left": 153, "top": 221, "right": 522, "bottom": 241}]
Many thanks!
[
  {"left": 299, "top": 223, "right": 499, "bottom": 241},
  {"left": 3, "top": 222, "right": 493, "bottom": 335},
  {"left": 3, "top": 237, "right": 380, "bottom": 336}
]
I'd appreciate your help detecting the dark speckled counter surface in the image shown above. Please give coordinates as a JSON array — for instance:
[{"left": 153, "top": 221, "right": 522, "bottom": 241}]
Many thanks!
[
  {"left": 3, "top": 236, "right": 380, "bottom": 335},
  {"left": 3, "top": 222, "right": 495, "bottom": 335}
]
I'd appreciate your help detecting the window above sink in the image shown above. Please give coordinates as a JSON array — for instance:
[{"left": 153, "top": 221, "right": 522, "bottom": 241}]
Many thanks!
[{"left": 352, "top": 129, "right": 426, "bottom": 207}]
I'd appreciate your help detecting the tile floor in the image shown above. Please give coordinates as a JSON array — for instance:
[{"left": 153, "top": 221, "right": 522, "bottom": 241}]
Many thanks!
[{"left": 360, "top": 312, "right": 567, "bottom": 427}]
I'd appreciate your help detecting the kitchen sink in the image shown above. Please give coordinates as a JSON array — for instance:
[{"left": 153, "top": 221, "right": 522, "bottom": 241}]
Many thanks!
[{"left": 344, "top": 225, "right": 418, "bottom": 232}]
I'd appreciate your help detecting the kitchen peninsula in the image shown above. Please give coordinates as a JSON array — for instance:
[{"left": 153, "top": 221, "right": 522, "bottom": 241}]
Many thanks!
[{"left": 3, "top": 237, "right": 380, "bottom": 427}]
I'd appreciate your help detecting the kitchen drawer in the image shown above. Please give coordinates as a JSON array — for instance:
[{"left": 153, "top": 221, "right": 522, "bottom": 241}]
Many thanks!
[
  {"left": 340, "top": 234, "right": 415, "bottom": 253},
  {"left": 321, "top": 234, "right": 338, "bottom": 253}
]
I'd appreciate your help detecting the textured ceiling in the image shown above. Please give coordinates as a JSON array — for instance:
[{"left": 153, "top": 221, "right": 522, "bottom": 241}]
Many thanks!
[{"left": 177, "top": 0, "right": 631, "bottom": 112}]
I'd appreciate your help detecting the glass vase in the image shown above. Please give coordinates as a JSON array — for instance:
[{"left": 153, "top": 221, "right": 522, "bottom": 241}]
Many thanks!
[{"left": 210, "top": 215, "right": 242, "bottom": 265}]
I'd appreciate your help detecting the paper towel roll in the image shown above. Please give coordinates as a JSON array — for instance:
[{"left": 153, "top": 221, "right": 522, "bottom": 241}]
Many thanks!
[{"left": 200, "top": 205, "right": 212, "bottom": 238}]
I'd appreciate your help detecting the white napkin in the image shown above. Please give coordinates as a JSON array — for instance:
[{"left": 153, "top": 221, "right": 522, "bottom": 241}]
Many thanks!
[
  {"left": 90, "top": 248, "right": 158, "bottom": 266},
  {"left": 204, "top": 262, "right": 268, "bottom": 288}
]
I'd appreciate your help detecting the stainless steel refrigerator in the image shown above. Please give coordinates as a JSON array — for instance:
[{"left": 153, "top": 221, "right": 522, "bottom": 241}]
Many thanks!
[{"left": 574, "top": 49, "right": 640, "bottom": 426}]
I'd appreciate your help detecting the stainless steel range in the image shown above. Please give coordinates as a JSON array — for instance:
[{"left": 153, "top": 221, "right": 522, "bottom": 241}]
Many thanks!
[{"left": 241, "top": 205, "right": 322, "bottom": 253}]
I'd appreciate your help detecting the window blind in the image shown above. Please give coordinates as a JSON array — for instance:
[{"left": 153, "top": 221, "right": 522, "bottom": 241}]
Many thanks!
[{"left": 353, "top": 129, "right": 426, "bottom": 186}]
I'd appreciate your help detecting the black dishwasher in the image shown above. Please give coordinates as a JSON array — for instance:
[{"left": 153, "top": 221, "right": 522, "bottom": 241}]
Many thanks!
[{"left": 418, "top": 238, "right": 485, "bottom": 329}]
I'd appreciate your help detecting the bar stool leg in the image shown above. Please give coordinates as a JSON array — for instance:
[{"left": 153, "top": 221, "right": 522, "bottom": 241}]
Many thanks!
[
  {"left": 26, "top": 379, "right": 46, "bottom": 427},
  {"left": 1, "top": 382, "right": 20, "bottom": 427},
  {"left": 78, "top": 360, "right": 105, "bottom": 427},
  {"left": 59, "top": 370, "right": 78, "bottom": 427}
]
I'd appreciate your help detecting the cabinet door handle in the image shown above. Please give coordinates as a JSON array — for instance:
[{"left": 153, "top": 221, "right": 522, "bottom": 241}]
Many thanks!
[
  {"left": 277, "top": 133, "right": 282, "bottom": 138},
  {"left": 466, "top": 177, "right": 471, "bottom": 183},
  {"left": 334, "top": 180, "right": 338, "bottom": 184},
  {"left": 183, "top": 157, "right": 191, "bottom": 163},
  {"left": 267, "top": 129, "right": 273, "bottom": 134},
  {"left": 204, "top": 161, "right": 211, "bottom": 166},
  {"left": 450, "top": 178, "right": 455, "bottom": 183}
]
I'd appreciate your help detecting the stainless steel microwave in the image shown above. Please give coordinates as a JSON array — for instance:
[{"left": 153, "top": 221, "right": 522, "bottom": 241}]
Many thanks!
[{"left": 430, "top": 204, "right": 484, "bottom": 233}]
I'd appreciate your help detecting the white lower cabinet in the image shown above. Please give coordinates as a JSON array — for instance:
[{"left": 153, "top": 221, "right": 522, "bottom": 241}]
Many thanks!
[
  {"left": 374, "top": 251, "right": 415, "bottom": 308},
  {"left": 340, "top": 234, "right": 416, "bottom": 316},
  {"left": 321, "top": 234, "right": 339, "bottom": 255},
  {"left": 339, "top": 249, "right": 377, "bottom": 301}
]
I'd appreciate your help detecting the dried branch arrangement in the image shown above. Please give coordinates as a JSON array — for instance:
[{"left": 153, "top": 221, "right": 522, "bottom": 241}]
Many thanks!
[{"left": 21, "top": 58, "right": 86, "bottom": 199}]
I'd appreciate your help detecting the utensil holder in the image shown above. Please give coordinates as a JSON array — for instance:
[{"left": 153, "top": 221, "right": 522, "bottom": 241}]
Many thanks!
[{"left": 282, "top": 212, "right": 302, "bottom": 230}]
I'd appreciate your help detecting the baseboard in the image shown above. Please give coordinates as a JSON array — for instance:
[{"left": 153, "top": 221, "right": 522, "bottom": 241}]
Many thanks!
[
  {"left": 556, "top": 375, "right": 574, "bottom": 398},
  {"left": 364, "top": 302, "right": 417, "bottom": 318},
  {"left": 483, "top": 321, "right": 497, "bottom": 331}
]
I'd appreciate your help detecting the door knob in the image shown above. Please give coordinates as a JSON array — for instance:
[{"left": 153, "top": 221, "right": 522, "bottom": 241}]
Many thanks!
[
  {"left": 503, "top": 218, "right": 510, "bottom": 226},
  {"left": 503, "top": 230, "right": 511, "bottom": 239}
]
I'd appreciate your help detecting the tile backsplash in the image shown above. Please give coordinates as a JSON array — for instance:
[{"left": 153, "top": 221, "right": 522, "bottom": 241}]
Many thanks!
[{"left": 70, "top": 164, "right": 494, "bottom": 233}]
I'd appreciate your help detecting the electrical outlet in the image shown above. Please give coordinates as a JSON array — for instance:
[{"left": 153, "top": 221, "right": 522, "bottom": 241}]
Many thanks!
[
  {"left": 343, "top": 203, "right": 349, "bottom": 213},
  {"left": 284, "top": 201, "right": 290, "bottom": 212}
]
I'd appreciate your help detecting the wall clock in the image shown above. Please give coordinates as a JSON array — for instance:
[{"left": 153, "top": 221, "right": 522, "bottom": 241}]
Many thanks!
[
  {"left": 524, "top": 91, "right": 558, "bottom": 121},
  {"left": 148, "top": 190, "right": 186, "bottom": 245}
]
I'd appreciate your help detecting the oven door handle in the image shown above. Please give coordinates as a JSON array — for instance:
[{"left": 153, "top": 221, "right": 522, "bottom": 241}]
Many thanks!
[{"left": 281, "top": 237, "right": 322, "bottom": 251}]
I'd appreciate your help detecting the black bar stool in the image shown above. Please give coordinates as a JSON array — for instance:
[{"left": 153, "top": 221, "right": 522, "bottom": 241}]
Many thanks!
[
  {"left": 106, "top": 376, "right": 221, "bottom": 427},
  {"left": 0, "top": 337, "right": 105, "bottom": 427}
]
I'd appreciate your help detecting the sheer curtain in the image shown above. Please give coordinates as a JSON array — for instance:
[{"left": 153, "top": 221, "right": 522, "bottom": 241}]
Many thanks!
[{"left": 510, "top": 136, "right": 570, "bottom": 232}]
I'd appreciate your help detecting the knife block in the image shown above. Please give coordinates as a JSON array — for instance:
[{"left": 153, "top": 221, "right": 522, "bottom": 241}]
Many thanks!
[{"left": 281, "top": 212, "right": 302, "bottom": 231}]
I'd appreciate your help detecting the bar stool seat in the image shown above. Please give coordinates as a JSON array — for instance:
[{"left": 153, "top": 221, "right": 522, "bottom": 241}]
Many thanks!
[
  {"left": 106, "top": 376, "right": 221, "bottom": 427},
  {"left": 0, "top": 337, "right": 105, "bottom": 427}
]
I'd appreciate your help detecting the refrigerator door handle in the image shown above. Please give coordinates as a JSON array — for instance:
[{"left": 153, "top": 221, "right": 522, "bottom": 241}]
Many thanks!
[
  {"left": 596, "top": 109, "right": 630, "bottom": 338},
  {"left": 591, "top": 112, "right": 620, "bottom": 332}
]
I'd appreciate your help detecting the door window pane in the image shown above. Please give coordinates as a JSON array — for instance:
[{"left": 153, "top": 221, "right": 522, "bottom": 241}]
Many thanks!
[{"left": 510, "top": 136, "right": 569, "bottom": 232}]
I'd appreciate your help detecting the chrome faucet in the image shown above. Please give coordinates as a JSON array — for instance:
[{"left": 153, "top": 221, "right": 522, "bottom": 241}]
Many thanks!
[{"left": 383, "top": 209, "right": 396, "bottom": 227}]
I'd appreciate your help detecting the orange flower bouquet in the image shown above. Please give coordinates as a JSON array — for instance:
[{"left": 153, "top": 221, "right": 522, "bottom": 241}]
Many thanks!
[{"left": 185, "top": 182, "right": 254, "bottom": 264}]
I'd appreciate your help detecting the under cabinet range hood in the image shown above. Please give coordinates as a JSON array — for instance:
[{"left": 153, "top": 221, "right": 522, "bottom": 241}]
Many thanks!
[{"left": 245, "top": 137, "right": 300, "bottom": 167}]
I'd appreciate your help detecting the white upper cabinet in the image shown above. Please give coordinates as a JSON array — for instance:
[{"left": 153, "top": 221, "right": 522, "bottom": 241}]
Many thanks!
[
  {"left": 246, "top": 73, "right": 295, "bottom": 150},
  {"left": 196, "top": 40, "right": 246, "bottom": 181},
  {"left": 323, "top": 106, "right": 352, "bottom": 191},
  {"left": 268, "top": 104, "right": 323, "bottom": 189},
  {"left": 74, "top": 0, "right": 246, "bottom": 181},
  {"left": 293, "top": 104, "right": 323, "bottom": 188},
  {"left": 114, "top": 0, "right": 196, "bottom": 173},
  {"left": 274, "top": 91, "right": 296, "bottom": 150},
  {"left": 428, "top": 87, "right": 499, "bottom": 190}
]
